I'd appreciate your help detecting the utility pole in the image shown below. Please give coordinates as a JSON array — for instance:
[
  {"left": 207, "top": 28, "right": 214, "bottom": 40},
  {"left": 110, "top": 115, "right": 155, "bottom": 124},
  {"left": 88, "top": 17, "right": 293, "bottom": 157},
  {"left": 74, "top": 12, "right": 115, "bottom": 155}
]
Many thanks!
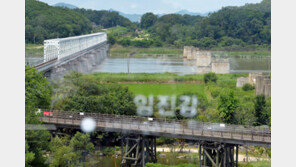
[{"left": 127, "top": 50, "right": 137, "bottom": 73}]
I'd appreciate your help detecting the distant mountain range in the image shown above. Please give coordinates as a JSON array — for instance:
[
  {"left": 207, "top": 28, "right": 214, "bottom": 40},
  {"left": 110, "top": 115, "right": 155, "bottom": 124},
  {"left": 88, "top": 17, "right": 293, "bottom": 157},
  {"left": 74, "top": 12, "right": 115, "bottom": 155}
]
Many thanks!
[
  {"left": 109, "top": 9, "right": 210, "bottom": 22},
  {"left": 53, "top": 3, "right": 209, "bottom": 22},
  {"left": 174, "top": 9, "right": 209, "bottom": 16},
  {"left": 53, "top": 2, "right": 78, "bottom": 9},
  {"left": 109, "top": 8, "right": 141, "bottom": 23}
]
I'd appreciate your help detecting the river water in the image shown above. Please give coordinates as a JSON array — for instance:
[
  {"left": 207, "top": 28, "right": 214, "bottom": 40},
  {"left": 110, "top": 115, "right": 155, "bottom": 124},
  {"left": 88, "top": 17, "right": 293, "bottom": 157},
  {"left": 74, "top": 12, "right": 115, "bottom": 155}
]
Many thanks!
[
  {"left": 92, "top": 56, "right": 271, "bottom": 75},
  {"left": 26, "top": 55, "right": 271, "bottom": 75}
]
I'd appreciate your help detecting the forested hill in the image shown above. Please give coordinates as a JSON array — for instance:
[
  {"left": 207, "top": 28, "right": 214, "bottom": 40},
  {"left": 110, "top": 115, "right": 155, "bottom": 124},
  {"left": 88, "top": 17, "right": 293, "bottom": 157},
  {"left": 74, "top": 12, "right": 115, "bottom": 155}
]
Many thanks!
[
  {"left": 25, "top": 0, "right": 134, "bottom": 44},
  {"left": 73, "top": 9, "right": 135, "bottom": 29},
  {"left": 140, "top": 0, "right": 271, "bottom": 48},
  {"left": 25, "top": 0, "right": 270, "bottom": 49},
  {"left": 25, "top": 0, "right": 92, "bottom": 43}
]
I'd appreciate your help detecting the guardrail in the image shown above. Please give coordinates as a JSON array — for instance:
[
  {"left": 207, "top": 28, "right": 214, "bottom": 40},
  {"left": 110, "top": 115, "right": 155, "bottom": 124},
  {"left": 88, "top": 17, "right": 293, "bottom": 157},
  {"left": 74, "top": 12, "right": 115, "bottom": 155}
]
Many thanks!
[{"left": 40, "top": 110, "right": 271, "bottom": 145}]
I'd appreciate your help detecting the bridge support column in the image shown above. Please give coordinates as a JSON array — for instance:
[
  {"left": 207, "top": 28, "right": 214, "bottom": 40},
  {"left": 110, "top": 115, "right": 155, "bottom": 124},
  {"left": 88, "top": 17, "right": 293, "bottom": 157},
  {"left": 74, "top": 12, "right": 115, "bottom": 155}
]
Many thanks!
[
  {"left": 121, "top": 135, "right": 157, "bottom": 167},
  {"left": 199, "top": 141, "right": 239, "bottom": 167}
]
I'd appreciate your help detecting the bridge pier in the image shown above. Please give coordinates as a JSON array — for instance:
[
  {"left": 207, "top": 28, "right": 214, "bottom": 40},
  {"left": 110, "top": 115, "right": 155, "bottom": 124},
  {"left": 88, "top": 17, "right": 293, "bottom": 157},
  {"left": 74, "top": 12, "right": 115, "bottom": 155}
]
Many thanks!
[
  {"left": 121, "top": 135, "right": 157, "bottom": 167},
  {"left": 199, "top": 141, "right": 239, "bottom": 167},
  {"left": 41, "top": 43, "right": 108, "bottom": 79}
]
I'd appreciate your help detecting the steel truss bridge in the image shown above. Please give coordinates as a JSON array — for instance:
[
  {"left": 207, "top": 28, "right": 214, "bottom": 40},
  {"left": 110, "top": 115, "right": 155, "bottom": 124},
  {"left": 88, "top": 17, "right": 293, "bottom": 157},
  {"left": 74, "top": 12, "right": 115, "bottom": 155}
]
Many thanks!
[
  {"left": 40, "top": 110, "right": 271, "bottom": 167},
  {"left": 30, "top": 32, "right": 108, "bottom": 77}
]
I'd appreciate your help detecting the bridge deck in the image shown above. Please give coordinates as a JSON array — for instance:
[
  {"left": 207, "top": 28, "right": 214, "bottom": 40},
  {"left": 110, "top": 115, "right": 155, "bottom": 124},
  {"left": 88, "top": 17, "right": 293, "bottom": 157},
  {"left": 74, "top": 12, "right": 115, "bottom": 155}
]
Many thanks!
[{"left": 41, "top": 110, "right": 270, "bottom": 147}]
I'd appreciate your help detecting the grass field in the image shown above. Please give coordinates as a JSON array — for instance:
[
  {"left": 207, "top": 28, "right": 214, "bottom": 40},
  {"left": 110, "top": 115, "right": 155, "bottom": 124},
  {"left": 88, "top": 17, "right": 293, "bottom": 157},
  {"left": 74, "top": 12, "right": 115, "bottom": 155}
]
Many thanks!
[
  {"left": 225, "top": 50, "right": 271, "bottom": 57},
  {"left": 89, "top": 72, "right": 247, "bottom": 83},
  {"left": 25, "top": 44, "right": 44, "bottom": 57},
  {"left": 121, "top": 83, "right": 206, "bottom": 97},
  {"left": 110, "top": 46, "right": 183, "bottom": 57},
  {"left": 239, "top": 161, "right": 271, "bottom": 167}
]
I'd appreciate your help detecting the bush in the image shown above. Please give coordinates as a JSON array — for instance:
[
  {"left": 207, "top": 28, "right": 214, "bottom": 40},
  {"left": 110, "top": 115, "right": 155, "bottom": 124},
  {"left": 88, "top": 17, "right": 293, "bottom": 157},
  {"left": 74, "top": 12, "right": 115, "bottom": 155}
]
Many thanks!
[
  {"left": 209, "top": 86, "right": 221, "bottom": 98},
  {"left": 204, "top": 72, "right": 218, "bottom": 83},
  {"left": 102, "top": 147, "right": 115, "bottom": 156},
  {"left": 242, "top": 83, "right": 254, "bottom": 91}
]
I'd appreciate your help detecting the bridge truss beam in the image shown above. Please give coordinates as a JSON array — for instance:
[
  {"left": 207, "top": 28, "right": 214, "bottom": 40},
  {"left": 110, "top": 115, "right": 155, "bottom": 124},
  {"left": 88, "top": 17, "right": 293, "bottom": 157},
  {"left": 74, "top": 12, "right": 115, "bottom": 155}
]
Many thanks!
[
  {"left": 199, "top": 141, "right": 239, "bottom": 167},
  {"left": 121, "top": 135, "right": 157, "bottom": 167}
]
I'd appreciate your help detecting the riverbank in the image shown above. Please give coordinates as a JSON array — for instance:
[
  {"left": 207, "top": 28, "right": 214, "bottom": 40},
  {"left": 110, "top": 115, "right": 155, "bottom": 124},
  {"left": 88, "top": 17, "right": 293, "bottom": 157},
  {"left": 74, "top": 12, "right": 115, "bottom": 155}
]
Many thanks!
[
  {"left": 25, "top": 44, "right": 43, "bottom": 57},
  {"left": 24, "top": 43, "right": 271, "bottom": 58},
  {"left": 109, "top": 46, "right": 271, "bottom": 58}
]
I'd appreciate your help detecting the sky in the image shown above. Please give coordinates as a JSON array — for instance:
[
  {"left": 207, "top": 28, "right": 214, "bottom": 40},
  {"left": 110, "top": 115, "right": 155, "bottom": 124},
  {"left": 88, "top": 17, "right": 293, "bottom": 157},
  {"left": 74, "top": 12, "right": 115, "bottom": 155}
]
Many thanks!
[{"left": 39, "top": 0, "right": 263, "bottom": 14}]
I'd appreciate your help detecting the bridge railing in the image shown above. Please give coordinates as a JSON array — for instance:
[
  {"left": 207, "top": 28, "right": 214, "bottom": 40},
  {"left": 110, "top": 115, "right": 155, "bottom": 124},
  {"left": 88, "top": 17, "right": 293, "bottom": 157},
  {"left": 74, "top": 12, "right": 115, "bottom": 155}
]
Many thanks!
[
  {"left": 43, "top": 32, "right": 107, "bottom": 62},
  {"left": 40, "top": 110, "right": 270, "bottom": 143}
]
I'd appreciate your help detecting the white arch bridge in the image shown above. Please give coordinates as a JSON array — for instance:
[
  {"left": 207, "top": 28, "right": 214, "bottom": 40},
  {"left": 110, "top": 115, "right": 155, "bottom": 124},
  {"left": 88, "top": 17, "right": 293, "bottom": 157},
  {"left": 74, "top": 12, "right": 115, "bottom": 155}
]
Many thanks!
[{"left": 32, "top": 32, "right": 108, "bottom": 78}]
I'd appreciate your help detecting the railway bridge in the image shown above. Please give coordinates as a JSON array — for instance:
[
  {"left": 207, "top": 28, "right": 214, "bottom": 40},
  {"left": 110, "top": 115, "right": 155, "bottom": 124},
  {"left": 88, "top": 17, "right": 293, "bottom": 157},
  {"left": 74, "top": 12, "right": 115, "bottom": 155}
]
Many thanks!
[
  {"left": 39, "top": 110, "right": 271, "bottom": 167},
  {"left": 32, "top": 32, "right": 108, "bottom": 78}
]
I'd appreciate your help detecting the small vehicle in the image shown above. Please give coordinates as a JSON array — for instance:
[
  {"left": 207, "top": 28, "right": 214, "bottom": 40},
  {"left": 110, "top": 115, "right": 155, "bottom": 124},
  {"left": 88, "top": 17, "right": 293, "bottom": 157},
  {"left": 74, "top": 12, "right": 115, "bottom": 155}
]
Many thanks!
[
  {"left": 148, "top": 117, "right": 153, "bottom": 121},
  {"left": 43, "top": 111, "right": 53, "bottom": 117}
]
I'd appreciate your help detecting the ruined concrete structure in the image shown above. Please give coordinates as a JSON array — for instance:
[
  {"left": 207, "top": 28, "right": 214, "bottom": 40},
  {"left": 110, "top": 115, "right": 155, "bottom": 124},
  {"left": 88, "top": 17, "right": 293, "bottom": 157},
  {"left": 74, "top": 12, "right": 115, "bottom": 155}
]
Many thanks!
[
  {"left": 236, "top": 77, "right": 249, "bottom": 87},
  {"left": 255, "top": 75, "right": 271, "bottom": 97},
  {"left": 236, "top": 72, "right": 271, "bottom": 97},
  {"left": 212, "top": 58, "right": 230, "bottom": 74},
  {"left": 183, "top": 46, "right": 199, "bottom": 59},
  {"left": 183, "top": 46, "right": 230, "bottom": 74},
  {"left": 248, "top": 72, "right": 263, "bottom": 86}
]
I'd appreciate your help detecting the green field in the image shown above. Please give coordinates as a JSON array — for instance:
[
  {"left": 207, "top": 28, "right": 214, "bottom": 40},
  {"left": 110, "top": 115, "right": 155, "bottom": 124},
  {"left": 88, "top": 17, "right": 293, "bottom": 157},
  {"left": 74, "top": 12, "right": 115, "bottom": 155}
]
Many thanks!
[
  {"left": 121, "top": 83, "right": 206, "bottom": 97},
  {"left": 110, "top": 46, "right": 183, "bottom": 57},
  {"left": 88, "top": 72, "right": 246, "bottom": 83},
  {"left": 25, "top": 44, "right": 44, "bottom": 57},
  {"left": 86, "top": 72, "right": 257, "bottom": 123}
]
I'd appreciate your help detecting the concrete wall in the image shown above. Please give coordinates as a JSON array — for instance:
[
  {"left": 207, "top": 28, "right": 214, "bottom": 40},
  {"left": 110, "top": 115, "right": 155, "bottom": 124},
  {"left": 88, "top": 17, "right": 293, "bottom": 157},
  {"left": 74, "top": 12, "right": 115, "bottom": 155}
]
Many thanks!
[
  {"left": 196, "top": 66, "right": 212, "bottom": 74},
  {"left": 183, "top": 46, "right": 192, "bottom": 58},
  {"left": 183, "top": 46, "right": 230, "bottom": 74},
  {"left": 255, "top": 75, "right": 271, "bottom": 97},
  {"left": 211, "top": 58, "right": 230, "bottom": 74},
  {"left": 236, "top": 77, "right": 249, "bottom": 87},
  {"left": 196, "top": 52, "right": 212, "bottom": 66},
  {"left": 183, "top": 46, "right": 199, "bottom": 59},
  {"left": 249, "top": 72, "right": 263, "bottom": 86}
]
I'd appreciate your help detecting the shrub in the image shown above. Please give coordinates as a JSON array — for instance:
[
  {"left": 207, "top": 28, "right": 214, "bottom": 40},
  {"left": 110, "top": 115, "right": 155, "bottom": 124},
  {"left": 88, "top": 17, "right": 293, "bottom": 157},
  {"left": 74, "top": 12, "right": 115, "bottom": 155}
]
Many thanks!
[
  {"left": 209, "top": 86, "right": 221, "bottom": 98},
  {"left": 102, "top": 147, "right": 115, "bottom": 156},
  {"left": 204, "top": 72, "right": 218, "bottom": 83},
  {"left": 242, "top": 83, "right": 254, "bottom": 91}
]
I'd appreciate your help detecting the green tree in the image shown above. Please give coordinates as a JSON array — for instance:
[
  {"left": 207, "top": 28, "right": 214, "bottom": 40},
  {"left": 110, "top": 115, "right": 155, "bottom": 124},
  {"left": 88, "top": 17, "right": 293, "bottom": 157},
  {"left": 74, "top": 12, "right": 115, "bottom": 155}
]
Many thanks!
[
  {"left": 55, "top": 72, "right": 136, "bottom": 115},
  {"left": 70, "top": 132, "right": 94, "bottom": 162},
  {"left": 197, "top": 37, "right": 217, "bottom": 48},
  {"left": 107, "top": 34, "right": 116, "bottom": 45},
  {"left": 141, "top": 13, "right": 158, "bottom": 29},
  {"left": 50, "top": 136, "right": 78, "bottom": 167},
  {"left": 25, "top": 140, "right": 35, "bottom": 167},
  {"left": 218, "top": 91, "right": 239, "bottom": 124},
  {"left": 25, "top": 66, "right": 52, "bottom": 166},
  {"left": 254, "top": 95, "right": 270, "bottom": 126},
  {"left": 204, "top": 72, "right": 218, "bottom": 83}
]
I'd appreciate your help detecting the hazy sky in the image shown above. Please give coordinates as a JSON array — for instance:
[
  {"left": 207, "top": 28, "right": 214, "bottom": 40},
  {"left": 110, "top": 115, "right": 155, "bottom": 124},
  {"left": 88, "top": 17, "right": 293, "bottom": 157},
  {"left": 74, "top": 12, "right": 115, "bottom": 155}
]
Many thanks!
[{"left": 39, "top": 0, "right": 262, "bottom": 14}]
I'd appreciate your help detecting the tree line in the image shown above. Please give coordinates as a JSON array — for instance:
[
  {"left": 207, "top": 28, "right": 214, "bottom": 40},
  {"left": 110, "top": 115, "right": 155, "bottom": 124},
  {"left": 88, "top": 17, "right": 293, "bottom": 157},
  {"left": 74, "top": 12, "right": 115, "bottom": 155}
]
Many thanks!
[
  {"left": 26, "top": 0, "right": 270, "bottom": 49},
  {"left": 25, "top": 0, "right": 134, "bottom": 44},
  {"left": 137, "top": 0, "right": 270, "bottom": 48}
]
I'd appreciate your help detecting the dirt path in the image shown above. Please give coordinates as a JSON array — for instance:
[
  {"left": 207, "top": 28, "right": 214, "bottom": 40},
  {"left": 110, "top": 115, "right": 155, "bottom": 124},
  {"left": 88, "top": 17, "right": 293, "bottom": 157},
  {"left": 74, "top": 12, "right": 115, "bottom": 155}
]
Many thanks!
[{"left": 156, "top": 147, "right": 270, "bottom": 162}]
